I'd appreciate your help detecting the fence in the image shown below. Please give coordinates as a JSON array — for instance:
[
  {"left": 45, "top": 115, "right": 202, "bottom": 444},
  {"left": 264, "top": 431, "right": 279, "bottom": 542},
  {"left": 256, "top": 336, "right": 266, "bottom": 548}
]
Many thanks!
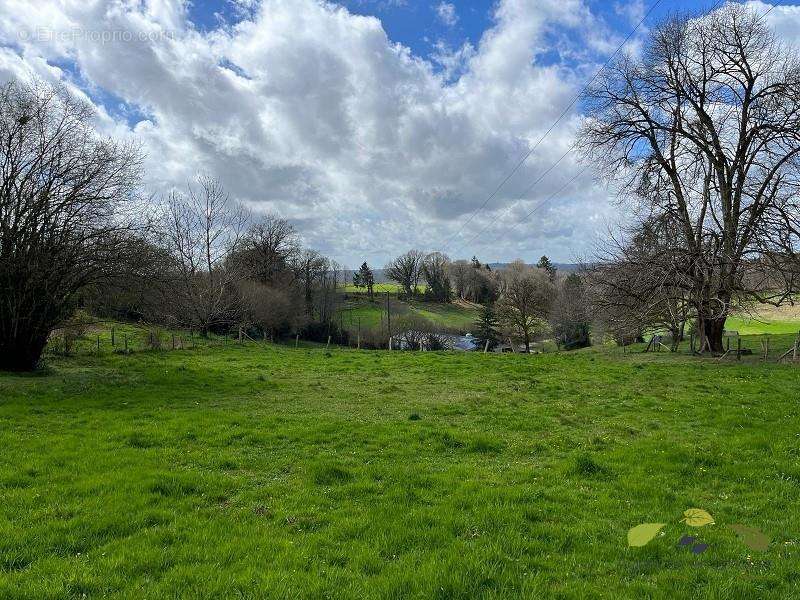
[
  {"left": 637, "top": 330, "right": 800, "bottom": 363},
  {"left": 44, "top": 322, "right": 267, "bottom": 358}
]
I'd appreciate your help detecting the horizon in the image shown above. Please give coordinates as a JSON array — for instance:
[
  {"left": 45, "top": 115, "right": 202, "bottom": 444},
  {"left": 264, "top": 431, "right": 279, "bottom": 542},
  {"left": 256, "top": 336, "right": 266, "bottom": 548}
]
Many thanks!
[{"left": 3, "top": 1, "right": 798, "bottom": 265}]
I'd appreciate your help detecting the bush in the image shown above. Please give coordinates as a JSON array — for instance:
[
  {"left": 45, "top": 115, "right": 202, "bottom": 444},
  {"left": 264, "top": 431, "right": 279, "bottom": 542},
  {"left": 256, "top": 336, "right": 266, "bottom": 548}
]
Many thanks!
[{"left": 49, "top": 310, "right": 94, "bottom": 356}]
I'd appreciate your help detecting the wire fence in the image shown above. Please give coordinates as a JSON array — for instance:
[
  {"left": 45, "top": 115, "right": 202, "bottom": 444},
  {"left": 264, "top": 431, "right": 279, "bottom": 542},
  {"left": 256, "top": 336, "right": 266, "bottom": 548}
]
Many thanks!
[
  {"left": 43, "top": 322, "right": 263, "bottom": 358},
  {"left": 42, "top": 318, "right": 800, "bottom": 363},
  {"left": 635, "top": 331, "right": 800, "bottom": 363}
]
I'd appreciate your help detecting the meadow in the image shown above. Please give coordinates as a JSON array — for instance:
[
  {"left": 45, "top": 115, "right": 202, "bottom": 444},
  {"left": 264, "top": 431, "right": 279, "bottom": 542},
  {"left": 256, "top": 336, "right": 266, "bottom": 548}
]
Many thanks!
[
  {"left": 1, "top": 334, "right": 799, "bottom": 598},
  {"left": 341, "top": 296, "right": 479, "bottom": 333}
]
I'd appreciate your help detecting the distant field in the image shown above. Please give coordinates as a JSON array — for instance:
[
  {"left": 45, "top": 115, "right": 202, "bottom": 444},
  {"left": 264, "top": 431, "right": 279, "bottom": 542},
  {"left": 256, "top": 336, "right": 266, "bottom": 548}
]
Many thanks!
[
  {"left": 1, "top": 342, "right": 798, "bottom": 597},
  {"left": 341, "top": 283, "right": 425, "bottom": 294},
  {"left": 727, "top": 303, "right": 800, "bottom": 336},
  {"left": 341, "top": 297, "right": 479, "bottom": 332}
]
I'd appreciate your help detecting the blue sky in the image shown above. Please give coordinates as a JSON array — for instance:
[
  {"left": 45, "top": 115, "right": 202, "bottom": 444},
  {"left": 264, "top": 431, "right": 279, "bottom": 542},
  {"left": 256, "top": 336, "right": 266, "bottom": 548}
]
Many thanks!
[
  {"left": 187, "top": 0, "right": 719, "bottom": 64},
  {"left": 2, "top": 0, "right": 798, "bottom": 265}
]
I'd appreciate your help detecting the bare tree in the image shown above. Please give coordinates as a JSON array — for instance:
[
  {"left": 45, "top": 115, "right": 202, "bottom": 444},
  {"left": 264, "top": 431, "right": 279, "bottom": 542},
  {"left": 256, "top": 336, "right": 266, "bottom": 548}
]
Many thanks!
[
  {"left": 579, "top": 4, "right": 800, "bottom": 351},
  {"left": 234, "top": 215, "right": 299, "bottom": 285},
  {"left": 385, "top": 250, "right": 424, "bottom": 298},
  {"left": 496, "top": 261, "right": 554, "bottom": 352},
  {"left": 238, "top": 280, "right": 307, "bottom": 339},
  {"left": 157, "top": 175, "right": 248, "bottom": 335},
  {"left": 0, "top": 80, "right": 143, "bottom": 370},
  {"left": 586, "top": 215, "right": 691, "bottom": 350},
  {"left": 292, "top": 249, "right": 331, "bottom": 319},
  {"left": 449, "top": 260, "right": 471, "bottom": 299},
  {"left": 550, "top": 273, "right": 592, "bottom": 350},
  {"left": 422, "top": 252, "right": 452, "bottom": 302}
]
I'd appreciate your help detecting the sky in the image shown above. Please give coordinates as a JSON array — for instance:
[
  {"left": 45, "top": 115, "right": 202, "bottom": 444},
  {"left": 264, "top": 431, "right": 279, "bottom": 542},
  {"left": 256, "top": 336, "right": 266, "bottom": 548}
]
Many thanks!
[{"left": 1, "top": 0, "right": 799, "bottom": 267}]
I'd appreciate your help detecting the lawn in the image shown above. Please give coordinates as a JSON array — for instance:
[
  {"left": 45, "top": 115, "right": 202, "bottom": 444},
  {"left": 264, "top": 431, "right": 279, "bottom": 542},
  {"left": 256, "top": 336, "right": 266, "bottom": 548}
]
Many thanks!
[{"left": 1, "top": 341, "right": 799, "bottom": 598}]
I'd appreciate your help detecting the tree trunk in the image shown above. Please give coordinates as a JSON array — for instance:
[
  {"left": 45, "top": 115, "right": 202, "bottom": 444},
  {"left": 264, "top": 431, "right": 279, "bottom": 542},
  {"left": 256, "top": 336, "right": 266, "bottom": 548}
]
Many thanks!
[
  {"left": 523, "top": 330, "right": 531, "bottom": 353},
  {"left": 0, "top": 330, "right": 49, "bottom": 371},
  {"left": 699, "top": 315, "right": 727, "bottom": 353}
]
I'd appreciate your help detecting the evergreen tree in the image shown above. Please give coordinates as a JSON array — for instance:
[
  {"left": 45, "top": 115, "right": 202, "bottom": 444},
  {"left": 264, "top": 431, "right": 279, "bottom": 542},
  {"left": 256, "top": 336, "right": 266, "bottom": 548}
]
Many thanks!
[
  {"left": 536, "top": 255, "right": 557, "bottom": 281},
  {"left": 473, "top": 302, "right": 501, "bottom": 351},
  {"left": 352, "top": 269, "right": 363, "bottom": 289},
  {"left": 358, "top": 261, "right": 375, "bottom": 300}
]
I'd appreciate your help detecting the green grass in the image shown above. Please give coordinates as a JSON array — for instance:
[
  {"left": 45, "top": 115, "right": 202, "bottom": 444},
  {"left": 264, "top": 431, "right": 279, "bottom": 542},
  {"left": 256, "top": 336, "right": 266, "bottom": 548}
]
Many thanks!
[
  {"left": 1, "top": 341, "right": 799, "bottom": 598},
  {"left": 341, "top": 298, "right": 479, "bottom": 333},
  {"left": 726, "top": 315, "right": 800, "bottom": 336},
  {"left": 342, "top": 283, "right": 424, "bottom": 294}
]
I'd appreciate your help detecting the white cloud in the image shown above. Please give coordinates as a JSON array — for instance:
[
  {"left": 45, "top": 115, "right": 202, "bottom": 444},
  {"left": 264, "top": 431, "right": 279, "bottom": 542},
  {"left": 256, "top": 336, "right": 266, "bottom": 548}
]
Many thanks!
[
  {"left": 435, "top": 2, "right": 458, "bottom": 27},
  {"left": 1, "top": 0, "right": 794, "bottom": 266}
]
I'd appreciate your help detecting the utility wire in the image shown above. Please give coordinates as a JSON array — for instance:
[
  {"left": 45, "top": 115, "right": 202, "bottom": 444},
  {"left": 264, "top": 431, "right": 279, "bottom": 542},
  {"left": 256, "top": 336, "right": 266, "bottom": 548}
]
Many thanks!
[
  {"left": 452, "top": 146, "right": 572, "bottom": 254},
  {"left": 468, "top": 167, "right": 588, "bottom": 255},
  {"left": 439, "top": 0, "right": 664, "bottom": 253},
  {"left": 453, "top": 0, "right": 787, "bottom": 260}
]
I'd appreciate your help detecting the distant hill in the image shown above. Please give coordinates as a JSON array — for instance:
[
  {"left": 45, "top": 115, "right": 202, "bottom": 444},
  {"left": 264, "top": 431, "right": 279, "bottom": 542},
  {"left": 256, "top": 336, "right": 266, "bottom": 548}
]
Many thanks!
[{"left": 487, "top": 262, "right": 581, "bottom": 272}]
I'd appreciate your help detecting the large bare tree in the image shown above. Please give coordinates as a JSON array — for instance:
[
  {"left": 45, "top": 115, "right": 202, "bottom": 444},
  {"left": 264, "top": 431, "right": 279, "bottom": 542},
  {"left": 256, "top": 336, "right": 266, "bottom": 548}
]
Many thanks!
[
  {"left": 0, "top": 80, "right": 143, "bottom": 370},
  {"left": 385, "top": 249, "right": 424, "bottom": 298},
  {"left": 157, "top": 175, "right": 248, "bottom": 335},
  {"left": 579, "top": 4, "right": 800, "bottom": 351}
]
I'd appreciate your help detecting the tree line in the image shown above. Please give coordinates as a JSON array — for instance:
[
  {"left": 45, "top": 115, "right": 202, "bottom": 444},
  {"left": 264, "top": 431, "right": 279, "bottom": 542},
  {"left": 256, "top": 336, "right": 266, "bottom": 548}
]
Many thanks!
[
  {"left": 374, "top": 250, "right": 590, "bottom": 353},
  {"left": 2, "top": 4, "right": 799, "bottom": 369},
  {"left": 0, "top": 79, "right": 353, "bottom": 370}
]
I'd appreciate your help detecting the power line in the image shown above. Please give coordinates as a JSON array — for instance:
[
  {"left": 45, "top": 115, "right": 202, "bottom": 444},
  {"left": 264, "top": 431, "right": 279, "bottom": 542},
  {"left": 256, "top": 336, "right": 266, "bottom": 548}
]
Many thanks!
[
  {"left": 452, "top": 146, "right": 572, "bottom": 254},
  {"left": 468, "top": 167, "right": 588, "bottom": 255},
  {"left": 438, "top": 0, "right": 664, "bottom": 253},
  {"left": 451, "top": 0, "right": 787, "bottom": 261}
]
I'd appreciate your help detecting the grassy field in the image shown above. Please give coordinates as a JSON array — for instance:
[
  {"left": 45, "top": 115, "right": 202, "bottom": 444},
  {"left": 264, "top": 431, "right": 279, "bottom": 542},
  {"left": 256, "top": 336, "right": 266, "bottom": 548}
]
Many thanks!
[
  {"left": 342, "top": 283, "right": 425, "bottom": 294},
  {"left": 1, "top": 338, "right": 799, "bottom": 598},
  {"left": 727, "top": 307, "right": 800, "bottom": 336},
  {"left": 341, "top": 297, "right": 479, "bottom": 333}
]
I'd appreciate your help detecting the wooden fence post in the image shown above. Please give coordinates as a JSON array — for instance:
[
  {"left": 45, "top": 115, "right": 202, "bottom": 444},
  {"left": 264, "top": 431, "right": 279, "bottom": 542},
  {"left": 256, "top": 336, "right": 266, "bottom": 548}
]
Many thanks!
[
  {"left": 97, "top": 335, "right": 101, "bottom": 354},
  {"left": 737, "top": 336, "right": 741, "bottom": 360},
  {"left": 295, "top": 334, "right": 299, "bottom": 349},
  {"left": 111, "top": 327, "right": 115, "bottom": 347},
  {"left": 326, "top": 335, "right": 331, "bottom": 350},
  {"left": 172, "top": 334, "right": 176, "bottom": 350},
  {"left": 484, "top": 340, "right": 490, "bottom": 354}
]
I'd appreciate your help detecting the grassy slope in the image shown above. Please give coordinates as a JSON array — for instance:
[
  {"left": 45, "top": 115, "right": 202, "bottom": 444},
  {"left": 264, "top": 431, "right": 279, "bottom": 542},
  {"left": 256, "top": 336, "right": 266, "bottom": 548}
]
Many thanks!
[
  {"left": 1, "top": 343, "right": 799, "bottom": 598},
  {"left": 341, "top": 297, "right": 479, "bottom": 333},
  {"left": 342, "top": 283, "right": 425, "bottom": 294},
  {"left": 727, "top": 303, "right": 800, "bottom": 336}
]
